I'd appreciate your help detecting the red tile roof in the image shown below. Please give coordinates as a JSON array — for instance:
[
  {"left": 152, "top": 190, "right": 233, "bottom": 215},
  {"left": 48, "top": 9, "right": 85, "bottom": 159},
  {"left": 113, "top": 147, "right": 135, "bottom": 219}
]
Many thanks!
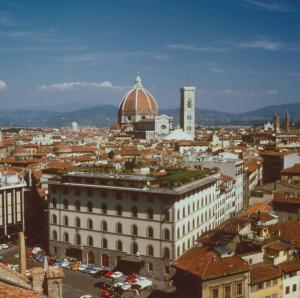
[
  {"left": 172, "top": 247, "right": 249, "bottom": 280},
  {"left": 250, "top": 263, "right": 282, "bottom": 285},
  {"left": 0, "top": 284, "right": 46, "bottom": 298}
]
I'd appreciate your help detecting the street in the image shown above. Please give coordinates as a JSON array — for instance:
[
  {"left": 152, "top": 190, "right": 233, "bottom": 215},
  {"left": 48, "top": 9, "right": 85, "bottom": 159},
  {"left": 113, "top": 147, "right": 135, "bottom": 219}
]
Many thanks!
[{"left": 0, "top": 246, "right": 177, "bottom": 298}]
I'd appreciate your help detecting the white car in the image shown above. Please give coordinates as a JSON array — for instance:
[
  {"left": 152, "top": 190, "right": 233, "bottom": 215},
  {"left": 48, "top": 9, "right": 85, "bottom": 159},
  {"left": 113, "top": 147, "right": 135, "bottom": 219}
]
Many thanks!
[
  {"left": 114, "top": 282, "right": 131, "bottom": 291},
  {"left": 133, "top": 277, "right": 153, "bottom": 290},
  {"left": 32, "top": 247, "right": 42, "bottom": 254},
  {"left": 88, "top": 267, "right": 102, "bottom": 275},
  {"left": 80, "top": 296, "right": 93, "bottom": 298},
  {"left": 111, "top": 271, "right": 123, "bottom": 279},
  {"left": 0, "top": 244, "right": 9, "bottom": 249},
  {"left": 61, "top": 261, "right": 70, "bottom": 268},
  {"left": 78, "top": 264, "right": 88, "bottom": 272}
]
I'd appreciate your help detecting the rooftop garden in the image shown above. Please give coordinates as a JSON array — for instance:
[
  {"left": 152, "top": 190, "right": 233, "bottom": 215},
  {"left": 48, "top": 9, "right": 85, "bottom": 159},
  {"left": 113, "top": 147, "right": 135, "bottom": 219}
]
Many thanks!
[{"left": 150, "top": 168, "right": 216, "bottom": 188}]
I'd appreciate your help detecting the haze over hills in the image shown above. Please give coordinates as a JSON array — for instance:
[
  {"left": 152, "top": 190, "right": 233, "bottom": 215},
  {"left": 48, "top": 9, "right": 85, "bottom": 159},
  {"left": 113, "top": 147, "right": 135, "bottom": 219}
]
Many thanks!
[{"left": 0, "top": 102, "right": 299, "bottom": 128}]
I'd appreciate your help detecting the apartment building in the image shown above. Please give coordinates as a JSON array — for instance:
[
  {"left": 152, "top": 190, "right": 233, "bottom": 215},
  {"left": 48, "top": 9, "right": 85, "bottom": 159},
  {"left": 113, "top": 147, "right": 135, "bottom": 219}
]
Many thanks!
[
  {"left": 48, "top": 170, "right": 220, "bottom": 276},
  {"left": 0, "top": 173, "right": 26, "bottom": 242}
]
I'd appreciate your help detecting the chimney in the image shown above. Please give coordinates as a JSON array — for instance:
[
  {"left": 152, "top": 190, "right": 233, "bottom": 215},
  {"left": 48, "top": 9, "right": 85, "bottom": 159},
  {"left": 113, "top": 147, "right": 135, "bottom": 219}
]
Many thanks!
[
  {"left": 45, "top": 266, "right": 64, "bottom": 298},
  {"left": 18, "top": 232, "right": 26, "bottom": 276},
  {"left": 30, "top": 267, "right": 45, "bottom": 294}
]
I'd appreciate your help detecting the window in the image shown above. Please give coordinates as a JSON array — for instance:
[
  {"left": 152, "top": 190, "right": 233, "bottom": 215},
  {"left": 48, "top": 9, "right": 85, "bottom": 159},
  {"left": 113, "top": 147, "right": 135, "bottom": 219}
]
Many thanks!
[
  {"left": 164, "top": 210, "right": 170, "bottom": 221},
  {"left": 147, "top": 245, "right": 154, "bottom": 256},
  {"left": 63, "top": 187, "right": 69, "bottom": 195},
  {"left": 102, "top": 238, "right": 107, "bottom": 249},
  {"left": 148, "top": 263, "right": 154, "bottom": 271},
  {"left": 183, "top": 207, "right": 185, "bottom": 217},
  {"left": 64, "top": 232, "right": 69, "bottom": 243},
  {"left": 63, "top": 216, "right": 69, "bottom": 226},
  {"left": 148, "top": 227, "right": 154, "bottom": 238},
  {"left": 87, "top": 201, "right": 93, "bottom": 212},
  {"left": 163, "top": 247, "right": 170, "bottom": 259},
  {"left": 293, "top": 284, "right": 297, "bottom": 292},
  {"left": 116, "top": 222, "right": 122, "bottom": 234},
  {"left": 177, "top": 246, "right": 180, "bottom": 257},
  {"left": 147, "top": 195, "right": 154, "bottom": 203},
  {"left": 88, "top": 219, "right": 93, "bottom": 230},
  {"left": 75, "top": 217, "right": 80, "bottom": 228},
  {"left": 101, "top": 203, "right": 107, "bottom": 214},
  {"left": 116, "top": 205, "right": 122, "bottom": 216},
  {"left": 286, "top": 286, "right": 290, "bottom": 294},
  {"left": 131, "top": 193, "right": 138, "bottom": 201},
  {"left": 225, "top": 286, "right": 231, "bottom": 298},
  {"left": 147, "top": 208, "right": 154, "bottom": 220},
  {"left": 132, "top": 224, "right": 138, "bottom": 236},
  {"left": 177, "top": 210, "right": 180, "bottom": 220},
  {"left": 52, "top": 214, "right": 57, "bottom": 224},
  {"left": 131, "top": 242, "right": 138, "bottom": 254},
  {"left": 52, "top": 198, "right": 57, "bottom": 209},
  {"left": 75, "top": 233, "right": 81, "bottom": 245},
  {"left": 102, "top": 221, "right": 107, "bottom": 232},
  {"left": 132, "top": 206, "right": 138, "bottom": 218},
  {"left": 212, "top": 288, "right": 218, "bottom": 298},
  {"left": 101, "top": 191, "right": 107, "bottom": 198},
  {"left": 177, "top": 228, "right": 180, "bottom": 239},
  {"left": 75, "top": 189, "right": 80, "bottom": 196},
  {"left": 164, "top": 266, "right": 170, "bottom": 274},
  {"left": 88, "top": 236, "right": 93, "bottom": 246},
  {"left": 164, "top": 229, "right": 170, "bottom": 240},
  {"left": 52, "top": 230, "right": 57, "bottom": 240},
  {"left": 116, "top": 240, "right": 123, "bottom": 251},
  {"left": 87, "top": 189, "right": 93, "bottom": 197},
  {"left": 51, "top": 186, "right": 57, "bottom": 194},
  {"left": 63, "top": 199, "right": 69, "bottom": 209},
  {"left": 116, "top": 192, "right": 123, "bottom": 200},
  {"left": 75, "top": 200, "right": 80, "bottom": 211},
  {"left": 237, "top": 282, "right": 243, "bottom": 296}
]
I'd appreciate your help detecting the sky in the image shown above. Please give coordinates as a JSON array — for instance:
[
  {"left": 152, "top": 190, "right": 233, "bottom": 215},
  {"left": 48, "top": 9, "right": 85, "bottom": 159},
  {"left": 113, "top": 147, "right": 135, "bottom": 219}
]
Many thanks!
[{"left": 0, "top": 0, "right": 300, "bottom": 113}]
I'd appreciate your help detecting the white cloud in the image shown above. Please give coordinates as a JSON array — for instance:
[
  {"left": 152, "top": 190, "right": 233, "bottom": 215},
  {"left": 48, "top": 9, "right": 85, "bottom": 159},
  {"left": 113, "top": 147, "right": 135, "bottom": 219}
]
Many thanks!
[
  {"left": 221, "top": 89, "right": 277, "bottom": 96},
  {"left": 0, "top": 80, "right": 7, "bottom": 90},
  {"left": 237, "top": 39, "right": 282, "bottom": 50},
  {"left": 38, "top": 81, "right": 125, "bottom": 91},
  {"left": 244, "top": 0, "right": 295, "bottom": 12},
  {"left": 166, "top": 44, "right": 228, "bottom": 52},
  {"left": 262, "top": 89, "right": 277, "bottom": 95},
  {"left": 209, "top": 67, "right": 225, "bottom": 73}
]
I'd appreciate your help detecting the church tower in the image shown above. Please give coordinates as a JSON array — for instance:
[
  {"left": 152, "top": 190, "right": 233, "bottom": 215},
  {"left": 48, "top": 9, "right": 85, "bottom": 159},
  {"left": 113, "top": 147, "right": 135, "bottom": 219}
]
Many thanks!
[
  {"left": 180, "top": 86, "right": 196, "bottom": 139},
  {"left": 273, "top": 113, "right": 280, "bottom": 134},
  {"left": 285, "top": 110, "right": 290, "bottom": 132}
]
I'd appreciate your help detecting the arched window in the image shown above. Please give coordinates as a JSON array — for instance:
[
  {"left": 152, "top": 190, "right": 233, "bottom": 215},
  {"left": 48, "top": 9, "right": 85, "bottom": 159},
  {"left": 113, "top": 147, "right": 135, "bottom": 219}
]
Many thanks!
[
  {"left": 87, "top": 201, "right": 93, "bottom": 212},
  {"left": 75, "top": 233, "right": 81, "bottom": 245},
  {"left": 116, "top": 222, "right": 122, "bottom": 234},
  {"left": 52, "top": 230, "right": 57, "bottom": 240},
  {"left": 177, "top": 210, "right": 180, "bottom": 220},
  {"left": 197, "top": 200, "right": 200, "bottom": 210},
  {"left": 177, "top": 228, "right": 180, "bottom": 239},
  {"left": 75, "top": 200, "right": 80, "bottom": 211},
  {"left": 147, "top": 208, "right": 154, "bottom": 220},
  {"left": 101, "top": 203, "right": 107, "bottom": 214},
  {"left": 116, "top": 205, "right": 122, "bottom": 216},
  {"left": 147, "top": 227, "right": 154, "bottom": 238},
  {"left": 88, "top": 219, "right": 93, "bottom": 230},
  {"left": 131, "top": 206, "right": 138, "bottom": 218},
  {"left": 163, "top": 247, "right": 170, "bottom": 259},
  {"left": 147, "top": 245, "right": 154, "bottom": 256},
  {"left": 182, "top": 243, "right": 185, "bottom": 253},
  {"left": 164, "top": 229, "right": 170, "bottom": 240},
  {"left": 183, "top": 207, "right": 185, "bottom": 217},
  {"left": 63, "top": 199, "right": 69, "bottom": 209},
  {"left": 102, "top": 221, "right": 107, "bottom": 232},
  {"left": 52, "top": 198, "right": 57, "bottom": 209},
  {"left": 177, "top": 246, "right": 180, "bottom": 257},
  {"left": 102, "top": 238, "right": 107, "bottom": 249},
  {"left": 132, "top": 224, "right": 138, "bottom": 236},
  {"left": 182, "top": 225, "right": 185, "bottom": 235},
  {"left": 63, "top": 216, "right": 69, "bottom": 226},
  {"left": 131, "top": 242, "right": 138, "bottom": 254},
  {"left": 52, "top": 214, "right": 57, "bottom": 224},
  {"left": 75, "top": 217, "right": 81, "bottom": 228},
  {"left": 116, "top": 240, "right": 123, "bottom": 252},
  {"left": 88, "top": 236, "right": 93, "bottom": 246},
  {"left": 64, "top": 232, "right": 69, "bottom": 243},
  {"left": 188, "top": 222, "right": 190, "bottom": 233}
]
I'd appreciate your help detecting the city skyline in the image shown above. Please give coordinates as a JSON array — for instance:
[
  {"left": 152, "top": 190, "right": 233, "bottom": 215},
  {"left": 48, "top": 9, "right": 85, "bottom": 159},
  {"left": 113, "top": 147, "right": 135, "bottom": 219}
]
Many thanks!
[{"left": 0, "top": 0, "right": 300, "bottom": 112}]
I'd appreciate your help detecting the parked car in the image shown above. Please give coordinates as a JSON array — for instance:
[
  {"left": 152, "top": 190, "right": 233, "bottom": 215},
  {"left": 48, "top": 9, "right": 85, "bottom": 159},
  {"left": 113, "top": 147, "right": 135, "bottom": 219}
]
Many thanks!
[
  {"left": 83, "top": 265, "right": 95, "bottom": 273},
  {"left": 111, "top": 271, "right": 123, "bottom": 279},
  {"left": 125, "top": 274, "right": 137, "bottom": 283},
  {"left": 71, "top": 263, "right": 81, "bottom": 271},
  {"left": 93, "top": 269, "right": 110, "bottom": 278},
  {"left": 0, "top": 244, "right": 9, "bottom": 249},
  {"left": 61, "top": 261, "right": 71, "bottom": 268},
  {"left": 26, "top": 251, "right": 34, "bottom": 258},
  {"left": 53, "top": 260, "right": 64, "bottom": 266},
  {"left": 48, "top": 257, "right": 57, "bottom": 265},
  {"left": 32, "top": 247, "right": 42, "bottom": 254},
  {"left": 80, "top": 296, "right": 93, "bottom": 298},
  {"left": 132, "top": 277, "right": 153, "bottom": 290},
  {"left": 100, "top": 289, "right": 114, "bottom": 298},
  {"left": 114, "top": 282, "right": 131, "bottom": 291},
  {"left": 89, "top": 267, "right": 102, "bottom": 275},
  {"left": 95, "top": 281, "right": 111, "bottom": 290}
]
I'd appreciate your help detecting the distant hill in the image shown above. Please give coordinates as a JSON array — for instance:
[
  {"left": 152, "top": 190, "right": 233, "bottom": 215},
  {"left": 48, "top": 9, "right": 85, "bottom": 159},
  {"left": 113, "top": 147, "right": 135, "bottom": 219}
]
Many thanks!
[{"left": 0, "top": 102, "right": 299, "bottom": 128}]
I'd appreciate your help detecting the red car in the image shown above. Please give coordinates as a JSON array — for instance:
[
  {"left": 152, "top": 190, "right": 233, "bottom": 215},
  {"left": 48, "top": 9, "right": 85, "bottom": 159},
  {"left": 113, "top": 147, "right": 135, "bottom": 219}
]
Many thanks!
[
  {"left": 125, "top": 274, "right": 137, "bottom": 283},
  {"left": 104, "top": 271, "right": 113, "bottom": 278},
  {"left": 26, "top": 251, "right": 34, "bottom": 258},
  {"left": 48, "top": 258, "right": 56, "bottom": 265},
  {"left": 100, "top": 289, "right": 113, "bottom": 298}
]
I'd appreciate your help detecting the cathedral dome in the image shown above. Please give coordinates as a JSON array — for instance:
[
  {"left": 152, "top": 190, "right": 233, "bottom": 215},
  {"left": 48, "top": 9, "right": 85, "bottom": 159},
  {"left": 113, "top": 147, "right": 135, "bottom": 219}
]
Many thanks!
[{"left": 118, "top": 75, "right": 158, "bottom": 125}]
